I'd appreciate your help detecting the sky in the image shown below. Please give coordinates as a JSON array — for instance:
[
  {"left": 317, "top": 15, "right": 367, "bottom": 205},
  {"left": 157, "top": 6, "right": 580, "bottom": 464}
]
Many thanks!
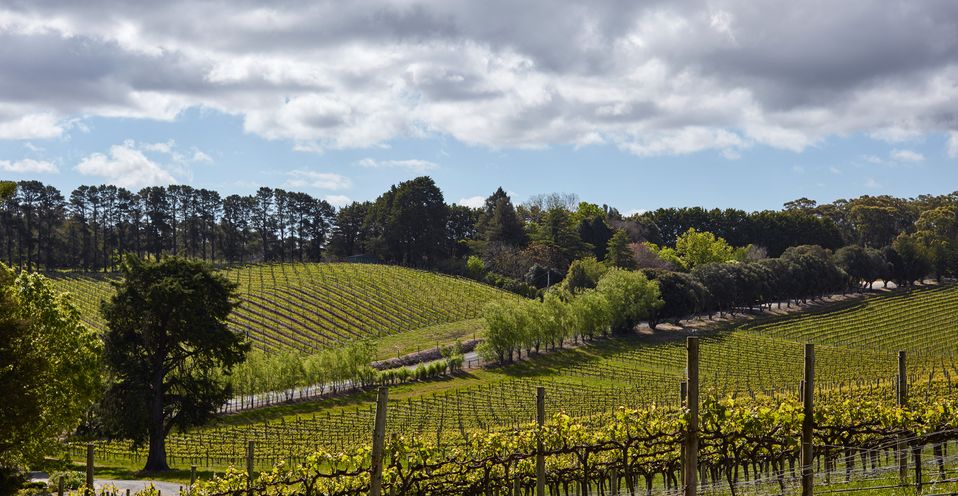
[{"left": 1, "top": 1, "right": 957, "bottom": 214}]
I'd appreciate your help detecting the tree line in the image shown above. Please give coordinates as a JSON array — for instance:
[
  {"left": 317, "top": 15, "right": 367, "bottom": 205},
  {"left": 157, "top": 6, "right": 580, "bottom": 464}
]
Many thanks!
[{"left": 2, "top": 179, "right": 957, "bottom": 290}]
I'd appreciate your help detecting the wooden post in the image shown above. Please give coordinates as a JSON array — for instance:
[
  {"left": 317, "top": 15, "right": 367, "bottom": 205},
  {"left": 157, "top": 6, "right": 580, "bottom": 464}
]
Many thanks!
[
  {"left": 685, "top": 337, "right": 699, "bottom": 496},
  {"left": 370, "top": 387, "right": 389, "bottom": 496},
  {"left": 536, "top": 386, "right": 546, "bottom": 496},
  {"left": 190, "top": 465, "right": 197, "bottom": 489},
  {"left": 86, "top": 444, "right": 94, "bottom": 494},
  {"left": 897, "top": 351, "right": 908, "bottom": 485},
  {"left": 801, "top": 344, "right": 815, "bottom": 496},
  {"left": 57, "top": 477, "right": 64, "bottom": 496},
  {"left": 680, "top": 381, "right": 688, "bottom": 490},
  {"left": 246, "top": 441, "right": 254, "bottom": 496}
]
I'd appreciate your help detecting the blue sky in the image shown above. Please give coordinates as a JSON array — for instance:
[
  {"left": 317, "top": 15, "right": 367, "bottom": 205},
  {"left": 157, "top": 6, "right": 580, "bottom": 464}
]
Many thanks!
[{"left": 1, "top": 1, "right": 957, "bottom": 212}]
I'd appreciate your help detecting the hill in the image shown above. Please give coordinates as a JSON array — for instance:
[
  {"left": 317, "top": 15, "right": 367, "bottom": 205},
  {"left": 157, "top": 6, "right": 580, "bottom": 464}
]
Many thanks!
[
  {"left": 77, "top": 283, "right": 958, "bottom": 471},
  {"left": 49, "top": 262, "right": 517, "bottom": 351}
]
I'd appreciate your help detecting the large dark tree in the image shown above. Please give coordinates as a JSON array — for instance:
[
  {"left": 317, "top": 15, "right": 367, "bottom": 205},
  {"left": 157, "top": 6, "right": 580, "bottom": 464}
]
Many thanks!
[
  {"left": 367, "top": 177, "right": 449, "bottom": 265},
  {"left": 100, "top": 256, "right": 249, "bottom": 472}
]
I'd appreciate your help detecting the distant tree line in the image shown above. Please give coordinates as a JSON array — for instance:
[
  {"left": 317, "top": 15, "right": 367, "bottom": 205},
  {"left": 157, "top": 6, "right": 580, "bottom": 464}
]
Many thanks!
[{"left": 1, "top": 179, "right": 957, "bottom": 290}]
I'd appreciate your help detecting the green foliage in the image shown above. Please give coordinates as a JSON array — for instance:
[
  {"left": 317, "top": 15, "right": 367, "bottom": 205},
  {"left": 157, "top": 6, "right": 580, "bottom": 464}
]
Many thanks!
[
  {"left": 594, "top": 268, "right": 662, "bottom": 332},
  {"left": 0, "top": 264, "right": 101, "bottom": 470},
  {"left": 99, "top": 256, "right": 249, "bottom": 471},
  {"left": 465, "top": 255, "right": 485, "bottom": 278},
  {"left": 645, "top": 270, "right": 710, "bottom": 329},
  {"left": 603, "top": 229, "right": 635, "bottom": 269},
  {"left": 674, "top": 228, "right": 735, "bottom": 270},
  {"left": 365, "top": 176, "right": 449, "bottom": 265},
  {"left": 561, "top": 257, "right": 607, "bottom": 293},
  {"left": 47, "top": 471, "right": 85, "bottom": 491}
]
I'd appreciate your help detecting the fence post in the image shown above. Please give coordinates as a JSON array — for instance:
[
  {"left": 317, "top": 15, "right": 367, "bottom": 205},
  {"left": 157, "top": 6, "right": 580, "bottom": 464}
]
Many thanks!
[
  {"left": 536, "top": 386, "right": 546, "bottom": 496},
  {"left": 685, "top": 337, "right": 699, "bottom": 496},
  {"left": 897, "top": 351, "right": 908, "bottom": 486},
  {"left": 246, "top": 441, "right": 254, "bottom": 496},
  {"left": 86, "top": 443, "right": 94, "bottom": 494},
  {"left": 680, "top": 381, "right": 688, "bottom": 490},
  {"left": 190, "top": 464, "right": 197, "bottom": 490},
  {"left": 801, "top": 343, "right": 815, "bottom": 496},
  {"left": 58, "top": 477, "right": 64, "bottom": 496},
  {"left": 370, "top": 386, "right": 389, "bottom": 496}
]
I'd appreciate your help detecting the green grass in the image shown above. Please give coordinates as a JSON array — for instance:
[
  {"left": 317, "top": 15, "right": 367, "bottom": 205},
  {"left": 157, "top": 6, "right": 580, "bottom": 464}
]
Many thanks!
[{"left": 373, "top": 318, "right": 485, "bottom": 360}]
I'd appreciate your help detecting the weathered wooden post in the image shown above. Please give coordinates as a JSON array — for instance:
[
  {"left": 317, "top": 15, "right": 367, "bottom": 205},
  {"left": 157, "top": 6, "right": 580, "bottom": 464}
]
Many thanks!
[
  {"left": 86, "top": 444, "right": 94, "bottom": 494},
  {"left": 371, "top": 386, "right": 389, "bottom": 496},
  {"left": 190, "top": 464, "right": 197, "bottom": 490},
  {"left": 801, "top": 344, "right": 815, "bottom": 496},
  {"left": 57, "top": 477, "right": 64, "bottom": 496},
  {"left": 685, "top": 337, "right": 699, "bottom": 496},
  {"left": 896, "top": 351, "right": 910, "bottom": 487},
  {"left": 246, "top": 441, "right": 255, "bottom": 496},
  {"left": 680, "top": 380, "right": 688, "bottom": 490},
  {"left": 537, "top": 386, "right": 546, "bottom": 496}
]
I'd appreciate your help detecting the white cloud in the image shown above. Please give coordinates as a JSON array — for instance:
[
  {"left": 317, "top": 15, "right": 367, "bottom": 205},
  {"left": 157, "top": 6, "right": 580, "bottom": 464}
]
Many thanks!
[
  {"left": 0, "top": 112, "right": 62, "bottom": 140},
  {"left": 75, "top": 142, "right": 176, "bottom": 188},
  {"left": 0, "top": 158, "right": 58, "bottom": 173},
  {"left": 285, "top": 170, "right": 352, "bottom": 190},
  {"left": 23, "top": 142, "right": 44, "bottom": 152},
  {"left": 829, "top": 166, "right": 843, "bottom": 175},
  {"left": 142, "top": 139, "right": 175, "bottom": 154},
  {"left": 357, "top": 158, "right": 439, "bottom": 172},
  {"left": 865, "top": 178, "right": 882, "bottom": 189},
  {"left": 861, "top": 154, "right": 885, "bottom": 165},
  {"left": 457, "top": 196, "right": 485, "bottom": 209},
  {"left": 191, "top": 149, "right": 213, "bottom": 163},
  {"left": 324, "top": 194, "right": 352, "bottom": 207},
  {"left": 2, "top": 1, "right": 958, "bottom": 159},
  {"left": 890, "top": 148, "right": 924, "bottom": 162},
  {"left": 948, "top": 131, "right": 958, "bottom": 158}
]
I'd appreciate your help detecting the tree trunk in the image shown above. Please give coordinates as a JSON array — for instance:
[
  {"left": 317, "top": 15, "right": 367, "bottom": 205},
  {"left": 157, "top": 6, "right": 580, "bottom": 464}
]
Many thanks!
[{"left": 144, "top": 369, "right": 170, "bottom": 472}]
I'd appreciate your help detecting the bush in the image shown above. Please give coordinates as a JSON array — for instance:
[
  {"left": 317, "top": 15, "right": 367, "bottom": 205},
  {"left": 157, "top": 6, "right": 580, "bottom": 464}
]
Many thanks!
[{"left": 47, "top": 471, "right": 84, "bottom": 492}]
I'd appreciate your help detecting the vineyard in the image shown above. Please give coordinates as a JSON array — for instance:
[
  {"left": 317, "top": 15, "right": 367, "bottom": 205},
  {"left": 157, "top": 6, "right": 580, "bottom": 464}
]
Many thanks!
[
  {"left": 71, "top": 283, "right": 958, "bottom": 490},
  {"left": 49, "top": 263, "right": 516, "bottom": 351}
]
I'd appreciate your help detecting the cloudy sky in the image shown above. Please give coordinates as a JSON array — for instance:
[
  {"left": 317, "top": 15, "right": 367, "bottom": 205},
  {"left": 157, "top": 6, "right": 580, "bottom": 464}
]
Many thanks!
[{"left": 1, "top": 0, "right": 957, "bottom": 212}]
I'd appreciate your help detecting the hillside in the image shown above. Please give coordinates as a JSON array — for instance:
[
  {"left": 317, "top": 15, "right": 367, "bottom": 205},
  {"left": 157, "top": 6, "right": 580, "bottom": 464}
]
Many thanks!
[
  {"left": 78, "top": 283, "right": 958, "bottom": 470},
  {"left": 50, "top": 263, "right": 516, "bottom": 351}
]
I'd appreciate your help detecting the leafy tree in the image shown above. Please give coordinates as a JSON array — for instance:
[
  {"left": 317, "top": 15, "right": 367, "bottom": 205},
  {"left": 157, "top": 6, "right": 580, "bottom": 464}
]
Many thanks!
[
  {"left": 531, "top": 207, "right": 591, "bottom": 270},
  {"left": 890, "top": 234, "right": 931, "bottom": 285},
  {"left": 478, "top": 188, "right": 527, "bottom": 247},
  {"left": 567, "top": 289, "right": 611, "bottom": 341},
  {"left": 645, "top": 271, "right": 710, "bottom": 329},
  {"left": 833, "top": 245, "right": 872, "bottom": 290},
  {"left": 561, "top": 257, "right": 608, "bottom": 293},
  {"left": 466, "top": 255, "right": 485, "bottom": 279},
  {"left": 100, "top": 256, "right": 249, "bottom": 471},
  {"left": 0, "top": 265, "right": 101, "bottom": 474},
  {"left": 366, "top": 177, "right": 449, "bottom": 265},
  {"left": 674, "top": 228, "right": 735, "bottom": 270},
  {"left": 595, "top": 269, "right": 662, "bottom": 332},
  {"left": 604, "top": 230, "right": 636, "bottom": 269}
]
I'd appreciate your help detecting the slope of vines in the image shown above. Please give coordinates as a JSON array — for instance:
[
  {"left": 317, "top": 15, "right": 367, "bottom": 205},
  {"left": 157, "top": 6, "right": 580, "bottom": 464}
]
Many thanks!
[{"left": 49, "top": 262, "right": 516, "bottom": 351}]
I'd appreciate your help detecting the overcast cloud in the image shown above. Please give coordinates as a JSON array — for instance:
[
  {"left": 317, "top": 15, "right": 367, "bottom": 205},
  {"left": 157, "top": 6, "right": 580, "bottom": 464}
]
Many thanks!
[{"left": 1, "top": 0, "right": 958, "bottom": 158}]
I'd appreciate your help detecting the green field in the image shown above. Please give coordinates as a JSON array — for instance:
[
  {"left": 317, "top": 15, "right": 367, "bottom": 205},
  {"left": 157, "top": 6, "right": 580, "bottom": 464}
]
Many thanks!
[
  {"left": 73, "top": 283, "right": 958, "bottom": 474},
  {"left": 49, "top": 263, "right": 516, "bottom": 352}
]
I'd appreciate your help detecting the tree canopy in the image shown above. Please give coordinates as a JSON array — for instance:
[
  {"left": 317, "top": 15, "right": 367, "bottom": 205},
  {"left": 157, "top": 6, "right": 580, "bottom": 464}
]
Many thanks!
[
  {"left": 0, "top": 265, "right": 101, "bottom": 471},
  {"left": 100, "top": 256, "right": 249, "bottom": 471}
]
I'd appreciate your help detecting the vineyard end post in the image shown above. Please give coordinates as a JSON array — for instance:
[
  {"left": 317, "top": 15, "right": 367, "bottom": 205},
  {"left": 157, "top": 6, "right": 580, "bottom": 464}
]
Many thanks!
[
  {"left": 680, "top": 380, "right": 688, "bottom": 491},
  {"left": 536, "top": 386, "right": 546, "bottom": 496},
  {"left": 246, "top": 440, "right": 254, "bottom": 496},
  {"left": 685, "top": 336, "right": 699, "bottom": 496},
  {"left": 85, "top": 443, "right": 94, "bottom": 494},
  {"left": 371, "top": 386, "right": 389, "bottom": 496},
  {"left": 801, "top": 343, "right": 815, "bottom": 496},
  {"left": 190, "top": 464, "right": 197, "bottom": 489},
  {"left": 897, "top": 350, "right": 908, "bottom": 485}
]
